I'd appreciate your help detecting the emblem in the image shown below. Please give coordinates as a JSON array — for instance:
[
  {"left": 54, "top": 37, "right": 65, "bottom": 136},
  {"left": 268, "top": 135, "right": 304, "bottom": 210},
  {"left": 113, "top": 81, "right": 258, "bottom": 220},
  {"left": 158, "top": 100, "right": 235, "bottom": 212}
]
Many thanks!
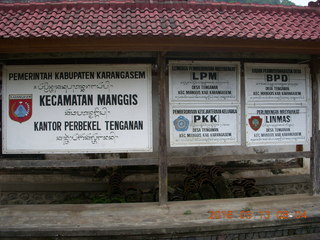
[
  {"left": 9, "top": 94, "right": 32, "bottom": 123},
  {"left": 173, "top": 116, "right": 189, "bottom": 131},
  {"left": 248, "top": 116, "right": 262, "bottom": 131}
]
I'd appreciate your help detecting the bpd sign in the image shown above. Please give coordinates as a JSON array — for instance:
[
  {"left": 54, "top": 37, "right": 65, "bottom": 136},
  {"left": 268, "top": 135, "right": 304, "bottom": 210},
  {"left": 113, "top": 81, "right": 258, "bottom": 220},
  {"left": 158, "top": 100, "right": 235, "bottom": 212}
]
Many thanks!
[
  {"left": 245, "top": 63, "right": 309, "bottom": 103},
  {"left": 265, "top": 74, "right": 289, "bottom": 82}
]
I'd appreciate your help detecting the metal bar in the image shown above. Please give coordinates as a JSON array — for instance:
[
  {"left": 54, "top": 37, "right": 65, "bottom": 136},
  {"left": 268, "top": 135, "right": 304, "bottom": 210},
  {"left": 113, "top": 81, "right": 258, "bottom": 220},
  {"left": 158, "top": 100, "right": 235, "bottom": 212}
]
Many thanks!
[
  {"left": 158, "top": 52, "right": 168, "bottom": 205},
  {"left": 169, "top": 151, "right": 312, "bottom": 166},
  {"left": 311, "top": 58, "right": 320, "bottom": 195},
  {"left": 0, "top": 158, "right": 158, "bottom": 169}
]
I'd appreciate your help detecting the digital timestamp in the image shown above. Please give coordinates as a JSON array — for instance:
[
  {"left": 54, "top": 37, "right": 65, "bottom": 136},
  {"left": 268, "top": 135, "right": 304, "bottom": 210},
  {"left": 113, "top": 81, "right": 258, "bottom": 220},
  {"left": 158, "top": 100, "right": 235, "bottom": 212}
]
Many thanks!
[{"left": 208, "top": 210, "right": 307, "bottom": 220}]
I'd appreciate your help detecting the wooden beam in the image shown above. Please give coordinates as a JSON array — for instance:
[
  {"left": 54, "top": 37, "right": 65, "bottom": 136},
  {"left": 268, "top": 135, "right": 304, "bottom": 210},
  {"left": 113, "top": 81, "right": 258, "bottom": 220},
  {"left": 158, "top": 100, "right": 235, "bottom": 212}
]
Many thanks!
[
  {"left": 169, "top": 151, "right": 312, "bottom": 166},
  {"left": 0, "top": 183, "right": 109, "bottom": 192},
  {"left": 0, "top": 37, "right": 319, "bottom": 54},
  {"left": 158, "top": 52, "right": 168, "bottom": 205},
  {"left": 168, "top": 160, "right": 303, "bottom": 173},
  {"left": 0, "top": 51, "right": 310, "bottom": 62},
  {"left": 0, "top": 151, "right": 311, "bottom": 169},
  {"left": 0, "top": 174, "right": 309, "bottom": 192},
  {"left": 254, "top": 175, "right": 310, "bottom": 185},
  {"left": 311, "top": 59, "right": 320, "bottom": 195},
  {"left": 0, "top": 158, "right": 158, "bottom": 169}
]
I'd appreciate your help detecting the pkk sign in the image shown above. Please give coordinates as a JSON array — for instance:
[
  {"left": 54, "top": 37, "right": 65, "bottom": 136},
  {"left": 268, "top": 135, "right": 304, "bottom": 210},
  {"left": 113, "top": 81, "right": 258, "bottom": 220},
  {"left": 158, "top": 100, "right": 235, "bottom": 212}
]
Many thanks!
[{"left": 170, "top": 105, "right": 240, "bottom": 147}]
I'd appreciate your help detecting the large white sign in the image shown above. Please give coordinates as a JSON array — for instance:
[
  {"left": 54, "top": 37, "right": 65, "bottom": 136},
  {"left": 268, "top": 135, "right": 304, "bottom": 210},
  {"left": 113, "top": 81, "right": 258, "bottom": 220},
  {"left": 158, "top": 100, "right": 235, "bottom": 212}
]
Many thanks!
[
  {"left": 245, "top": 63, "right": 310, "bottom": 103},
  {"left": 2, "top": 65, "right": 153, "bottom": 153},
  {"left": 169, "top": 61, "right": 240, "bottom": 103},
  {"left": 170, "top": 105, "right": 240, "bottom": 147},
  {"left": 245, "top": 63, "right": 311, "bottom": 146},
  {"left": 246, "top": 106, "right": 310, "bottom": 146},
  {"left": 169, "top": 61, "right": 241, "bottom": 147}
]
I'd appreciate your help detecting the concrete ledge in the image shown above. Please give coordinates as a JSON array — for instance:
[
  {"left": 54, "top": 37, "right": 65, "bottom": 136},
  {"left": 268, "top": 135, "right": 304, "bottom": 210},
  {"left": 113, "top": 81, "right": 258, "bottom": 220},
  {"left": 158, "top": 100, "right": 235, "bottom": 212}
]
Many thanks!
[{"left": 0, "top": 194, "right": 319, "bottom": 239}]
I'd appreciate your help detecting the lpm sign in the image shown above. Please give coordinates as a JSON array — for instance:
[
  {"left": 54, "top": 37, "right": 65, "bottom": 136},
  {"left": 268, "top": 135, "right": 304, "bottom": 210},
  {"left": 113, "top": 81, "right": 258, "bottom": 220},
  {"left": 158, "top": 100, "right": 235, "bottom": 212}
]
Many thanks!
[{"left": 190, "top": 72, "right": 218, "bottom": 81}]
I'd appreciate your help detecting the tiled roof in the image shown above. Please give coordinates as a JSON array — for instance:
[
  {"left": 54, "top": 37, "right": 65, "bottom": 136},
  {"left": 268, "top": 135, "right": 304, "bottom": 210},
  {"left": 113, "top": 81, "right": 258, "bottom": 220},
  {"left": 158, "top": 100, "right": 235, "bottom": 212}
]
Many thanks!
[{"left": 0, "top": 1, "right": 320, "bottom": 41}]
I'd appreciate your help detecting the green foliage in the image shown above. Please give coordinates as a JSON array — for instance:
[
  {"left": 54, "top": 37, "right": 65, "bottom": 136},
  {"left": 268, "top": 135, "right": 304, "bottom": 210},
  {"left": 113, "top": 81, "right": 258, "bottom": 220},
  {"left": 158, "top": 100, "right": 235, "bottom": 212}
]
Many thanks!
[
  {"left": 281, "top": 0, "right": 295, "bottom": 6},
  {"left": 215, "top": 0, "right": 295, "bottom": 5},
  {"left": 184, "top": 210, "right": 192, "bottom": 215},
  {"left": 92, "top": 194, "right": 112, "bottom": 204}
]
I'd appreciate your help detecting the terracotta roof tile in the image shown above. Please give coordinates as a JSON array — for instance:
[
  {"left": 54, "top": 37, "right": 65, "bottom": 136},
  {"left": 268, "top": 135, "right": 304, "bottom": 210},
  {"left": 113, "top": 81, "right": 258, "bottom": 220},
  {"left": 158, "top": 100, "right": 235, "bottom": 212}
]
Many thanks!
[{"left": 0, "top": 1, "right": 319, "bottom": 41}]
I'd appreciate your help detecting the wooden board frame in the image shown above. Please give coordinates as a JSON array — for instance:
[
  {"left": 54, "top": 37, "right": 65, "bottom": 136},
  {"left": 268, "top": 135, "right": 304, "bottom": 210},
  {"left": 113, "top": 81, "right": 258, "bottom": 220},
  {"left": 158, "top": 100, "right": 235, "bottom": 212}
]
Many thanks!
[{"left": 0, "top": 54, "right": 319, "bottom": 204}]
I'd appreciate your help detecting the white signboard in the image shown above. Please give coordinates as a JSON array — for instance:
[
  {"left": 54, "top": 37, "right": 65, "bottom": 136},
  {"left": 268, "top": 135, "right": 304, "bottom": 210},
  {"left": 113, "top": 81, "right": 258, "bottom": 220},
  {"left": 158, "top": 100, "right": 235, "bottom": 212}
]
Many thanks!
[
  {"left": 245, "top": 63, "right": 310, "bottom": 103},
  {"left": 169, "top": 61, "right": 240, "bottom": 103},
  {"left": 2, "top": 64, "right": 153, "bottom": 153},
  {"left": 246, "top": 106, "right": 310, "bottom": 146},
  {"left": 170, "top": 105, "right": 240, "bottom": 147}
]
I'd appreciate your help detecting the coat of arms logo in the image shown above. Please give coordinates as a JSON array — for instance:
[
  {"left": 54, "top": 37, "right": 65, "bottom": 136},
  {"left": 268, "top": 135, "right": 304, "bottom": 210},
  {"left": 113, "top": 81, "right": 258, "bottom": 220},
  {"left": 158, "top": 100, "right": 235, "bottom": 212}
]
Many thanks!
[
  {"left": 9, "top": 94, "right": 33, "bottom": 123},
  {"left": 248, "top": 116, "right": 262, "bottom": 131},
  {"left": 173, "top": 116, "right": 189, "bottom": 132}
]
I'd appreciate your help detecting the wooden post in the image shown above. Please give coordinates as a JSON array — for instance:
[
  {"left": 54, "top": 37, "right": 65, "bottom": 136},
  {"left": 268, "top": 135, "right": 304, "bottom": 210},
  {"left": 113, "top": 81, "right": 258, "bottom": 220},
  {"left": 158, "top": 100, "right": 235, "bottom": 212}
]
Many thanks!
[
  {"left": 158, "top": 52, "right": 168, "bottom": 204},
  {"left": 311, "top": 58, "right": 320, "bottom": 195}
]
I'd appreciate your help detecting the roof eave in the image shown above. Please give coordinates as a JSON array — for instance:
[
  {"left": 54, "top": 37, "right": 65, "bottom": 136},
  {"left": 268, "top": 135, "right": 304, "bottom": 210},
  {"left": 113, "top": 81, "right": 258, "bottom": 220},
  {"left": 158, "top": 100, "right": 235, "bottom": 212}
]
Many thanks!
[{"left": 0, "top": 36, "right": 319, "bottom": 55}]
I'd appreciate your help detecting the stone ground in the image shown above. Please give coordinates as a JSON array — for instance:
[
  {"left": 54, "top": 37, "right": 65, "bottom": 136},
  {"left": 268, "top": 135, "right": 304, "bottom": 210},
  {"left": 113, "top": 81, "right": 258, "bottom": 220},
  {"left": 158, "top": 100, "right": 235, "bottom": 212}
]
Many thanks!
[{"left": 0, "top": 194, "right": 319, "bottom": 239}]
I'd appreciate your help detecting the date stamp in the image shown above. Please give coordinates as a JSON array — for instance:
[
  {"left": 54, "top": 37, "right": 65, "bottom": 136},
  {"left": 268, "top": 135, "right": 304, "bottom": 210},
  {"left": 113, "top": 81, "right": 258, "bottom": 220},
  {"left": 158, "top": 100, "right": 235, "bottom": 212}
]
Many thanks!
[{"left": 208, "top": 210, "right": 307, "bottom": 220}]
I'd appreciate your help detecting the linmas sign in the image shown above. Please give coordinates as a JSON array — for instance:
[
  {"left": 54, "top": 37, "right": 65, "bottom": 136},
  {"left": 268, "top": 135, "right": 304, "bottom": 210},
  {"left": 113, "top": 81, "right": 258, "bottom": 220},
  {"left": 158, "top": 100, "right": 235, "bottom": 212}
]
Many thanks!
[{"left": 2, "top": 65, "right": 153, "bottom": 154}]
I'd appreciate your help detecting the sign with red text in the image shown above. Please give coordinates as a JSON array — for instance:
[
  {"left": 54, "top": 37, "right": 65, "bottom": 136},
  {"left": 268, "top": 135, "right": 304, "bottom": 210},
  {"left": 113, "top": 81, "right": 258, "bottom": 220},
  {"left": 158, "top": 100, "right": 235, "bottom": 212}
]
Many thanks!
[{"left": 2, "top": 65, "right": 152, "bottom": 153}]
